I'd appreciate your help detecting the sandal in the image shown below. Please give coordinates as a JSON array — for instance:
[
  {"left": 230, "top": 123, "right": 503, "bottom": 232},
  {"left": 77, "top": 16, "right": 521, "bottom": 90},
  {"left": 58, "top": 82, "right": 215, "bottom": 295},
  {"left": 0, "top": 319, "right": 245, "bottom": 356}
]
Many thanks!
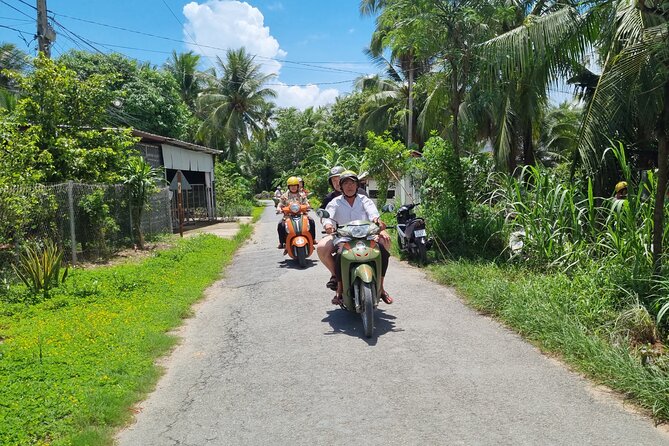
[
  {"left": 331, "top": 294, "right": 343, "bottom": 305},
  {"left": 380, "top": 290, "right": 394, "bottom": 304},
  {"left": 326, "top": 275, "right": 337, "bottom": 290}
]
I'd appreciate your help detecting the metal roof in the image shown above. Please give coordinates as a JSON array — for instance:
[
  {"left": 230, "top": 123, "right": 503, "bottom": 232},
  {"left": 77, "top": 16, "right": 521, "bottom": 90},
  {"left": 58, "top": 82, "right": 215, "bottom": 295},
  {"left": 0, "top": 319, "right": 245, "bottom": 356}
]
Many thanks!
[{"left": 132, "top": 129, "right": 223, "bottom": 156}]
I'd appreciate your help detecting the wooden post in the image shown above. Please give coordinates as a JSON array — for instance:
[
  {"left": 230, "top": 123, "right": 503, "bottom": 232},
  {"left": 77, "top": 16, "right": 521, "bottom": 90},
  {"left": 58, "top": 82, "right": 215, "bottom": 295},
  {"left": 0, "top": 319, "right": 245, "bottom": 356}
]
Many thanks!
[
  {"left": 66, "top": 181, "right": 77, "bottom": 263},
  {"left": 177, "top": 171, "right": 184, "bottom": 237},
  {"left": 36, "top": 0, "right": 53, "bottom": 57}
]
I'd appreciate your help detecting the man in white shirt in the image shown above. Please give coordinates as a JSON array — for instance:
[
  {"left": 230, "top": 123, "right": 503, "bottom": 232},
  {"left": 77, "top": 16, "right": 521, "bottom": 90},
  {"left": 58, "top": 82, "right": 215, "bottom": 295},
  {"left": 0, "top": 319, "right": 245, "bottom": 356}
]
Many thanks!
[{"left": 316, "top": 171, "right": 393, "bottom": 305}]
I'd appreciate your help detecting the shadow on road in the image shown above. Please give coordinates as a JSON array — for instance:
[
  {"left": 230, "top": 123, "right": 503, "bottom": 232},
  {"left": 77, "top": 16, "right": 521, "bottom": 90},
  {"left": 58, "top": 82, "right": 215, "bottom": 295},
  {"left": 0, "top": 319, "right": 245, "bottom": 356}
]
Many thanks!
[
  {"left": 321, "top": 308, "right": 401, "bottom": 345},
  {"left": 277, "top": 259, "right": 318, "bottom": 270}
]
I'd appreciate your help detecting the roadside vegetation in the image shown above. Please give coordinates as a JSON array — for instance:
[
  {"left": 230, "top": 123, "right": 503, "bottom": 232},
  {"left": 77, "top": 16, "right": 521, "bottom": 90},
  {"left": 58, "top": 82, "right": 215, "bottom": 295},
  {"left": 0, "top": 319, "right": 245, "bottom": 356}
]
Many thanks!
[{"left": 0, "top": 230, "right": 252, "bottom": 446}]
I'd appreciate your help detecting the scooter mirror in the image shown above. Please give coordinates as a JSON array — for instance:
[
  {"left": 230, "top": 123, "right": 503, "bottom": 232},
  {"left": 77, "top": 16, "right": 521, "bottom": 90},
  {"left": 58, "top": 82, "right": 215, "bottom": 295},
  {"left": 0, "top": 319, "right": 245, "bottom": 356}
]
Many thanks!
[
  {"left": 316, "top": 209, "right": 330, "bottom": 218},
  {"left": 381, "top": 204, "right": 395, "bottom": 213}
]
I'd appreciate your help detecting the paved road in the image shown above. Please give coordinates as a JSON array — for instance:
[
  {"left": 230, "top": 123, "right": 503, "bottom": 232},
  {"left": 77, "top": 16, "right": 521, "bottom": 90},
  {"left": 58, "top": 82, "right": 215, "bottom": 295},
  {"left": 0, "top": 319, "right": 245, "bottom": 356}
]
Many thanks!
[{"left": 117, "top": 204, "right": 669, "bottom": 445}]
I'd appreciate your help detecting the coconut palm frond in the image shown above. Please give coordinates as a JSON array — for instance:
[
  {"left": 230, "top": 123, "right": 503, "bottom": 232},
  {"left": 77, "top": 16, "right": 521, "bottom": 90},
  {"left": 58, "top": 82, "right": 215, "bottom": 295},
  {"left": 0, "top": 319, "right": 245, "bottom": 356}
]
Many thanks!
[
  {"left": 417, "top": 77, "right": 449, "bottom": 135},
  {"left": 575, "top": 31, "right": 661, "bottom": 173},
  {"left": 495, "top": 94, "right": 516, "bottom": 170},
  {"left": 483, "top": 7, "right": 588, "bottom": 82}
]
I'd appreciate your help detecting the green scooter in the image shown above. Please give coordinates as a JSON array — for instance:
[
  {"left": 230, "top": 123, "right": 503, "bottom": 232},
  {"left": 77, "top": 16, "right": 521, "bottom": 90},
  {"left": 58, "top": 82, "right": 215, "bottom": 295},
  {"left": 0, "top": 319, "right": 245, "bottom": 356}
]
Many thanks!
[{"left": 317, "top": 209, "right": 384, "bottom": 338}]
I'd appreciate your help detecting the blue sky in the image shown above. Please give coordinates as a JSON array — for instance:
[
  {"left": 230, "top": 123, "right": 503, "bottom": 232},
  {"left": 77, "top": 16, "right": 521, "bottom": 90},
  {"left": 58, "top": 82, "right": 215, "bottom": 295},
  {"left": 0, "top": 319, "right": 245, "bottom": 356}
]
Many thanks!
[{"left": 0, "top": 0, "right": 378, "bottom": 108}]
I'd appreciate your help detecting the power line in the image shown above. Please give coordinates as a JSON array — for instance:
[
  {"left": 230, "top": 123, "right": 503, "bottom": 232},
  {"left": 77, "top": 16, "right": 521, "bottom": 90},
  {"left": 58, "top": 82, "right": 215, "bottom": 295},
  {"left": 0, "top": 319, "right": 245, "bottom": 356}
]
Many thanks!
[
  {"left": 49, "top": 11, "right": 370, "bottom": 75},
  {"left": 0, "top": 22, "right": 33, "bottom": 47},
  {"left": 157, "top": 0, "right": 216, "bottom": 70},
  {"left": 14, "top": 0, "right": 36, "bottom": 10},
  {"left": 51, "top": 19, "right": 105, "bottom": 54},
  {"left": 0, "top": 15, "right": 31, "bottom": 22},
  {"left": 0, "top": 4, "right": 360, "bottom": 88},
  {"left": 0, "top": 0, "right": 33, "bottom": 20},
  {"left": 86, "top": 41, "right": 173, "bottom": 55}
]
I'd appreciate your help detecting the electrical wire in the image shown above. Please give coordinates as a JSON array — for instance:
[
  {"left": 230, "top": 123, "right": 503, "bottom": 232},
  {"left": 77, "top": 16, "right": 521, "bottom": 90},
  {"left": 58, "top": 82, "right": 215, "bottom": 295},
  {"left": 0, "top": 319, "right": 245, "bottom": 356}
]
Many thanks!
[
  {"left": 157, "top": 0, "right": 216, "bottom": 70},
  {"left": 0, "top": 3, "right": 365, "bottom": 88},
  {"left": 0, "top": 15, "right": 32, "bottom": 22},
  {"left": 0, "top": 0, "right": 33, "bottom": 20},
  {"left": 51, "top": 19, "right": 104, "bottom": 54},
  {"left": 49, "top": 10, "right": 370, "bottom": 75},
  {"left": 14, "top": 0, "right": 36, "bottom": 11},
  {"left": 45, "top": 16, "right": 360, "bottom": 88}
]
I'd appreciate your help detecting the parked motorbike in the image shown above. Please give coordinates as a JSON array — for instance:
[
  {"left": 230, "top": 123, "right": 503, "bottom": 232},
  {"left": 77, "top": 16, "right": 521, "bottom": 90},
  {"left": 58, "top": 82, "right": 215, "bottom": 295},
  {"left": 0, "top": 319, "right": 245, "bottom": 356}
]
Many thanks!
[
  {"left": 316, "top": 209, "right": 386, "bottom": 338},
  {"left": 281, "top": 203, "right": 314, "bottom": 268},
  {"left": 391, "top": 203, "right": 433, "bottom": 265}
]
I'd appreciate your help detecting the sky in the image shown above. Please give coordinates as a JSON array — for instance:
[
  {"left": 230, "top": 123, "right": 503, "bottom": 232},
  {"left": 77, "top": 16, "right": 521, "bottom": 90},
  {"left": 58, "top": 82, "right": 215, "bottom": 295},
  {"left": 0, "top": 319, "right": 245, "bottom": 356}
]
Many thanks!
[{"left": 0, "top": 0, "right": 379, "bottom": 109}]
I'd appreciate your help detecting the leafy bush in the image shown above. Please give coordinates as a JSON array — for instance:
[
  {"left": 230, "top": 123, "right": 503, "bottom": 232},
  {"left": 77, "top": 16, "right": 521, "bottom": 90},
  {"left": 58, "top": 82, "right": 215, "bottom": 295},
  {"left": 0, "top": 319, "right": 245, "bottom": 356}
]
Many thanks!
[
  {"left": 418, "top": 135, "right": 503, "bottom": 257},
  {"left": 362, "top": 132, "right": 410, "bottom": 203},
  {"left": 215, "top": 161, "right": 256, "bottom": 218},
  {"left": 79, "top": 188, "right": 120, "bottom": 258}
]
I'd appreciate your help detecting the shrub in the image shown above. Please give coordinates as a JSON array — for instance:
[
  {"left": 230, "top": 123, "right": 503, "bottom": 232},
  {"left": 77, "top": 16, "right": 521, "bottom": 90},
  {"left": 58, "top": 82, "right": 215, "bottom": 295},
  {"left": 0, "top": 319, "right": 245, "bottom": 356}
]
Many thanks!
[
  {"left": 215, "top": 161, "right": 255, "bottom": 217},
  {"left": 12, "top": 239, "right": 68, "bottom": 301},
  {"left": 418, "top": 136, "right": 502, "bottom": 258},
  {"left": 78, "top": 188, "right": 120, "bottom": 258}
]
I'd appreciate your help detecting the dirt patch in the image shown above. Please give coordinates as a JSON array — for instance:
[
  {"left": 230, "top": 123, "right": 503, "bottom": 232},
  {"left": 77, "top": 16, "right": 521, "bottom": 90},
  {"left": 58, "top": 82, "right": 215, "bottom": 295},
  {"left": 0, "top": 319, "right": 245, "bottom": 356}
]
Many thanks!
[{"left": 75, "top": 240, "right": 176, "bottom": 269}]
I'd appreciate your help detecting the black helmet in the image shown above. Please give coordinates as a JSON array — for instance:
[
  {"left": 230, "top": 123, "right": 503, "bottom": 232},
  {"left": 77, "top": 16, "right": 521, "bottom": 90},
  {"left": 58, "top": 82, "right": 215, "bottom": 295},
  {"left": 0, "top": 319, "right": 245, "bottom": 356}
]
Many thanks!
[{"left": 328, "top": 166, "right": 345, "bottom": 188}]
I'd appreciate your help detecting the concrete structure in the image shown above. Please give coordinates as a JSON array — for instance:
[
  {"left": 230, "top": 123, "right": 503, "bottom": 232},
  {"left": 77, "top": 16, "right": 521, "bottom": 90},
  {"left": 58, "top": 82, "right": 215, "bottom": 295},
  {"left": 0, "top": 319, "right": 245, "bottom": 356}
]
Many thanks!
[{"left": 133, "top": 129, "right": 223, "bottom": 222}]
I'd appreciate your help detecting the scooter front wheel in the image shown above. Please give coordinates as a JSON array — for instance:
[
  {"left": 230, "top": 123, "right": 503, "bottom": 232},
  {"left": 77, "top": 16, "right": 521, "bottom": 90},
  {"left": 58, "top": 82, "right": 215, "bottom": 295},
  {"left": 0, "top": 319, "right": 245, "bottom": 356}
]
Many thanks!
[
  {"left": 296, "top": 245, "right": 307, "bottom": 268},
  {"left": 358, "top": 280, "right": 375, "bottom": 338}
]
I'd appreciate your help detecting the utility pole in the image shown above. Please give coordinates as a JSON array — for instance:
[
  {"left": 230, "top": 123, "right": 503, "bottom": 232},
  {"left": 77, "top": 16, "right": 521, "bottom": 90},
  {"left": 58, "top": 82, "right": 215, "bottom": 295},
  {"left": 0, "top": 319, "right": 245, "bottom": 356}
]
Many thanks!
[{"left": 36, "top": 0, "right": 55, "bottom": 57}]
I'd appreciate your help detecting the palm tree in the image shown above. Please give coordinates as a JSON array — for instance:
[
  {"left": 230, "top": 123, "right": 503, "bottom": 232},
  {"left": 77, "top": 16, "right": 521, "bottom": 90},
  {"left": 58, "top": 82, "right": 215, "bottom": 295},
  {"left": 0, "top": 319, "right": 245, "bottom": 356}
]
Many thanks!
[
  {"left": 0, "top": 43, "right": 28, "bottom": 88},
  {"left": 0, "top": 43, "right": 29, "bottom": 110},
  {"left": 164, "top": 50, "right": 203, "bottom": 111},
  {"left": 238, "top": 101, "right": 276, "bottom": 191},
  {"left": 196, "top": 48, "right": 276, "bottom": 161},
  {"left": 536, "top": 102, "right": 582, "bottom": 166}
]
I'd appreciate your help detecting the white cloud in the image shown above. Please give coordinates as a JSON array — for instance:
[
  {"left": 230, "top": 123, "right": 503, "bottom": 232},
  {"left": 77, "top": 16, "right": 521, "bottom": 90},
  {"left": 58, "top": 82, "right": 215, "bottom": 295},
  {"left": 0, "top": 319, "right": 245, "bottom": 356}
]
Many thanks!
[
  {"left": 183, "top": 1, "right": 343, "bottom": 110},
  {"left": 273, "top": 83, "right": 339, "bottom": 110},
  {"left": 183, "top": 0, "right": 285, "bottom": 74}
]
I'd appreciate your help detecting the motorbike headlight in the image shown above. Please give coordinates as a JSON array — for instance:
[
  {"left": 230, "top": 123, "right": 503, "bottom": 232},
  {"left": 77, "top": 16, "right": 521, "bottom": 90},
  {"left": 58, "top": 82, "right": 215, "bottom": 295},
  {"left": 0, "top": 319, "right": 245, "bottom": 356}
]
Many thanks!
[
  {"left": 289, "top": 203, "right": 300, "bottom": 213},
  {"left": 350, "top": 225, "right": 369, "bottom": 238}
]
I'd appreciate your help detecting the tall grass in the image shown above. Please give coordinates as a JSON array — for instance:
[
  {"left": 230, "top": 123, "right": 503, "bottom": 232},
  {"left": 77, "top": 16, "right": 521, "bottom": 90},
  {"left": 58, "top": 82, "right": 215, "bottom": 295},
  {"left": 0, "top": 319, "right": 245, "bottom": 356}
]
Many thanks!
[{"left": 500, "top": 144, "right": 665, "bottom": 280}]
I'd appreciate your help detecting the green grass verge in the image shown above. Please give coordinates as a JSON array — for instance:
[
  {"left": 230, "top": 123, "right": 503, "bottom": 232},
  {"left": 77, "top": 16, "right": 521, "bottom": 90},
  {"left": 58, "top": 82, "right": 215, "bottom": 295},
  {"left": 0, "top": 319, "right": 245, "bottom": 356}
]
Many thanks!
[
  {"left": 429, "top": 261, "right": 669, "bottom": 421},
  {"left": 251, "top": 205, "right": 265, "bottom": 223},
  {"left": 0, "top": 226, "right": 253, "bottom": 446}
]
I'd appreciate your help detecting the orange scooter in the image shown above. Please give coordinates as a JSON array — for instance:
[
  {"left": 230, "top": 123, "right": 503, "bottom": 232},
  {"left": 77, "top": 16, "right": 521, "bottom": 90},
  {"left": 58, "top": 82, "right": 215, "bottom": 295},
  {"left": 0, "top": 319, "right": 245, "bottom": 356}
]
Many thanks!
[{"left": 281, "top": 203, "right": 314, "bottom": 268}]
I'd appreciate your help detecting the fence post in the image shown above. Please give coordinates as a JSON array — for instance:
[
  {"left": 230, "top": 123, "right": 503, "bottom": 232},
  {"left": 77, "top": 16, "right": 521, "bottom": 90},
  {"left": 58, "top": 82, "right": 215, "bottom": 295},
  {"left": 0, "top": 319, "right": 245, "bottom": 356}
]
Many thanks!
[
  {"left": 67, "top": 181, "right": 77, "bottom": 264},
  {"left": 165, "top": 187, "right": 173, "bottom": 232},
  {"left": 128, "top": 186, "right": 134, "bottom": 244}
]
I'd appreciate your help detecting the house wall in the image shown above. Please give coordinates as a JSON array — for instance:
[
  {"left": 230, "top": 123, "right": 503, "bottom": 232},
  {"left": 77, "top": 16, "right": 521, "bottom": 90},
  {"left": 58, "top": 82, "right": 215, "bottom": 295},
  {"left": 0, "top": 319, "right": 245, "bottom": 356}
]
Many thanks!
[
  {"left": 162, "top": 144, "right": 214, "bottom": 174},
  {"left": 161, "top": 144, "right": 216, "bottom": 219}
]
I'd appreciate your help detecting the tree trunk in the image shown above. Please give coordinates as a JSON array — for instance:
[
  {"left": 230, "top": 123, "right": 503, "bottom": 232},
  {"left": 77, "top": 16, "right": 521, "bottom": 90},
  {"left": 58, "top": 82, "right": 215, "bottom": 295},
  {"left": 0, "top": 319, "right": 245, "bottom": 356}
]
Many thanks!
[
  {"left": 523, "top": 124, "right": 536, "bottom": 166},
  {"left": 652, "top": 81, "right": 669, "bottom": 274},
  {"left": 133, "top": 208, "right": 145, "bottom": 250},
  {"left": 508, "top": 133, "right": 518, "bottom": 174}
]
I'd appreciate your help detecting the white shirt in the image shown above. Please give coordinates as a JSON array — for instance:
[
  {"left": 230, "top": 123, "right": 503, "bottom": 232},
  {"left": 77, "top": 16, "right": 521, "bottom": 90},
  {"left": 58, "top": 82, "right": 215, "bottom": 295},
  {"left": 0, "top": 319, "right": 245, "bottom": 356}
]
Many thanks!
[{"left": 324, "top": 194, "right": 380, "bottom": 228}]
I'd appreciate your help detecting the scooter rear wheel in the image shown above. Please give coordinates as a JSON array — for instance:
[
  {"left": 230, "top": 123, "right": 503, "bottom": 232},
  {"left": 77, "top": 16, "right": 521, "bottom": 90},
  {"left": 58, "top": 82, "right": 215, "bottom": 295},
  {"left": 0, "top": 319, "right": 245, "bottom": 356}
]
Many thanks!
[{"left": 416, "top": 237, "right": 428, "bottom": 265}]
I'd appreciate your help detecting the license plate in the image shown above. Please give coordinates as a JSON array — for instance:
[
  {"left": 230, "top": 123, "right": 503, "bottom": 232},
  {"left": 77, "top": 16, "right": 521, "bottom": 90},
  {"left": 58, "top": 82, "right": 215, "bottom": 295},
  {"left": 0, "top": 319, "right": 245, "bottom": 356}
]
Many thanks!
[{"left": 414, "top": 229, "right": 426, "bottom": 237}]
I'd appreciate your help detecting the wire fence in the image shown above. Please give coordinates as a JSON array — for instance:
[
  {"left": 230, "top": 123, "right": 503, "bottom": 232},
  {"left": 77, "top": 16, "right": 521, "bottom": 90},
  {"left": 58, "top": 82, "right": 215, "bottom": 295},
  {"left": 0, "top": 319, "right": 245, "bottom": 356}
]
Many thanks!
[{"left": 0, "top": 181, "right": 171, "bottom": 265}]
